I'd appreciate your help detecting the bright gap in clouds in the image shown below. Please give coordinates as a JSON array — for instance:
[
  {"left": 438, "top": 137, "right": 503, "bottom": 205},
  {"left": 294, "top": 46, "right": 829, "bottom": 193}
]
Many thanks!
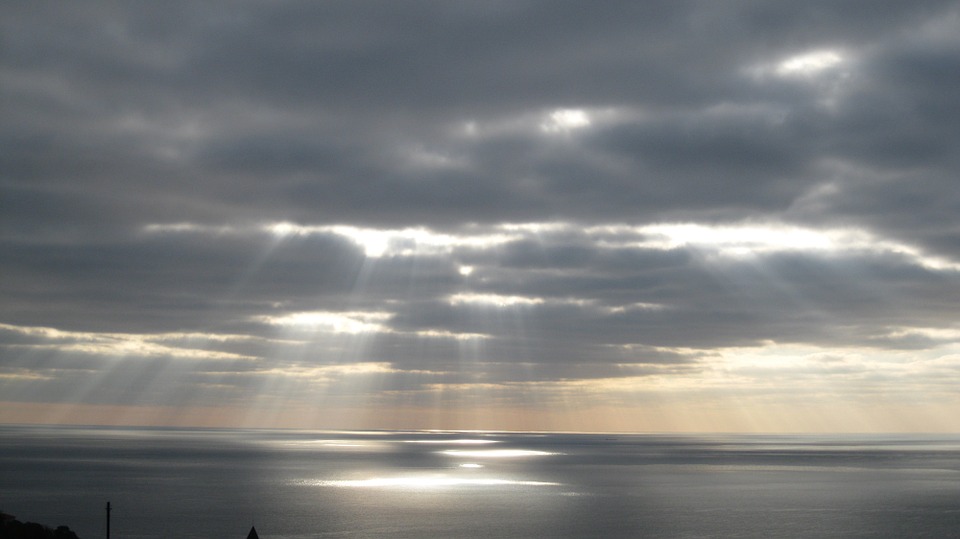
[
  {"left": 257, "top": 311, "right": 391, "bottom": 334},
  {"left": 269, "top": 222, "right": 516, "bottom": 258},
  {"left": 540, "top": 108, "right": 592, "bottom": 132},
  {"left": 448, "top": 294, "right": 545, "bottom": 308},
  {"left": 587, "top": 223, "right": 960, "bottom": 269},
  {"left": 634, "top": 223, "right": 839, "bottom": 253},
  {"left": 775, "top": 50, "right": 845, "bottom": 76},
  {"left": 256, "top": 310, "right": 489, "bottom": 342},
  {"left": 742, "top": 48, "right": 848, "bottom": 80},
  {"left": 145, "top": 219, "right": 960, "bottom": 270}
]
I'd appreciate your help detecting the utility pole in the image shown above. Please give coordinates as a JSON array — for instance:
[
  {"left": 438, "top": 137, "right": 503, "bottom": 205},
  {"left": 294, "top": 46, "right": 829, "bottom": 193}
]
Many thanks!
[{"left": 105, "top": 502, "right": 111, "bottom": 539}]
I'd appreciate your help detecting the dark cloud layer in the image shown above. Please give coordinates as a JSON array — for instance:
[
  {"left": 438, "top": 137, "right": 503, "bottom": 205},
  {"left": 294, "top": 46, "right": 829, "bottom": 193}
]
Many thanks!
[
  {"left": 2, "top": 1, "right": 960, "bottom": 422},
  {"left": 4, "top": 1, "right": 958, "bottom": 231}
]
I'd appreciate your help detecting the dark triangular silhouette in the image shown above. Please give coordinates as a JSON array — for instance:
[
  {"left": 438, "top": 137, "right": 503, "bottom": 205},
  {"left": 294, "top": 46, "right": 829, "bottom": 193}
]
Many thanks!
[{"left": 246, "top": 525, "right": 260, "bottom": 539}]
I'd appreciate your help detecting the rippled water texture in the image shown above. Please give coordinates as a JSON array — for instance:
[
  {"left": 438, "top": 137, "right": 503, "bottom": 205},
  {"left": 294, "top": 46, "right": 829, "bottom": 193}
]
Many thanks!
[{"left": 2, "top": 426, "right": 960, "bottom": 538}]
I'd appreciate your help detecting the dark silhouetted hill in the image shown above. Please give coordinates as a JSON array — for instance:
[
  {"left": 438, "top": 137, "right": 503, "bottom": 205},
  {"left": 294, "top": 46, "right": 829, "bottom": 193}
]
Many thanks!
[{"left": 0, "top": 511, "right": 80, "bottom": 539}]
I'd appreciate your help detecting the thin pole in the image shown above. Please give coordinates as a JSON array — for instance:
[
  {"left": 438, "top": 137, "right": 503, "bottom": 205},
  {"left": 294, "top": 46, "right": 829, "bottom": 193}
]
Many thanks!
[{"left": 106, "top": 502, "right": 111, "bottom": 539}]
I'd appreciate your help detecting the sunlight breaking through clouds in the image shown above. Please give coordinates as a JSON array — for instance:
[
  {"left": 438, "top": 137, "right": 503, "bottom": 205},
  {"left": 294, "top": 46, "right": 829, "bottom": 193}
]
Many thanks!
[
  {"left": 6, "top": 1, "right": 960, "bottom": 434},
  {"left": 269, "top": 223, "right": 516, "bottom": 258},
  {"left": 540, "top": 108, "right": 592, "bottom": 133},
  {"left": 0, "top": 323, "right": 259, "bottom": 361},
  {"left": 457, "top": 106, "right": 627, "bottom": 139},
  {"left": 257, "top": 311, "right": 391, "bottom": 334},
  {"left": 587, "top": 223, "right": 960, "bottom": 270},
  {"left": 255, "top": 311, "right": 489, "bottom": 341},
  {"left": 448, "top": 293, "right": 545, "bottom": 308},
  {"left": 775, "top": 50, "right": 845, "bottom": 77},
  {"left": 0, "top": 370, "right": 55, "bottom": 381},
  {"left": 744, "top": 48, "right": 849, "bottom": 80},
  {"left": 142, "top": 220, "right": 960, "bottom": 270},
  {"left": 637, "top": 223, "right": 839, "bottom": 252},
  {"left": 446, "top": 293, "right": 656, "bottom": 313},
  {"left": 257, "top": 362, "right": 403, "bottom": 381}
]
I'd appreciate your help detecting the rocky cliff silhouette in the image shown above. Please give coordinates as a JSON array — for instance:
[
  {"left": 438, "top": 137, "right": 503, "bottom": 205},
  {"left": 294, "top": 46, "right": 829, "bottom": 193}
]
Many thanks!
[{"left": 0, "top": 511, "right": 80, "bottom": 539}]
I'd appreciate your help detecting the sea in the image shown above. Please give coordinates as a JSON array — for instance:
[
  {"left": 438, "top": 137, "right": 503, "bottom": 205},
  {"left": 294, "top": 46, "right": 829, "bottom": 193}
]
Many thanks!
[{"left": 2, "top": 426, "right": 960, "bottom": 538}]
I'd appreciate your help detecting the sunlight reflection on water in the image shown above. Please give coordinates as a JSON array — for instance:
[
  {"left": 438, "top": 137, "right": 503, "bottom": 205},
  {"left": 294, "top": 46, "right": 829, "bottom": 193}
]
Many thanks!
[
  {"left": 310, "top": 476, "right": 561, "bottom": 488},
  {"left": 5, "top": 427, "right": 960, "bottom": 538},
  {"left": 256, "top": 438, "right": 393, "bottom": 451},
  {"left": 403, "top": 438, "right": 499, "bottom": 445},
  {"left": 439, "top": 448, "right": 557, "bottom": 458}
]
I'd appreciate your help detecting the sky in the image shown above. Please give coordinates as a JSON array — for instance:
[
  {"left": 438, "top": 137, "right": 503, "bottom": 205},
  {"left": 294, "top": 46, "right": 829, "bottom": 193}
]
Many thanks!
[{"left": 3, "top": 1, "right": 960, "bottom": 433}]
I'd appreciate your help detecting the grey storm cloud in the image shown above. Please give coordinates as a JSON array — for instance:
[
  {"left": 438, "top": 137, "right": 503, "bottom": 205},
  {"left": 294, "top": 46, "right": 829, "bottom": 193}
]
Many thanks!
[
  {"left": 4, "top": 0, "right": 958, "bottom": 231},
  {"left": 3, "top": 0, "right": 960, "bottom": 415}
]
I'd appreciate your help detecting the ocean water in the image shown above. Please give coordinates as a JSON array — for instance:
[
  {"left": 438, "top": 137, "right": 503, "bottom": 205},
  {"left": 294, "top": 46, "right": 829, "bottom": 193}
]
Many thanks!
[{"left": 2, "top": 426, "right": 960, "bottom": 538}]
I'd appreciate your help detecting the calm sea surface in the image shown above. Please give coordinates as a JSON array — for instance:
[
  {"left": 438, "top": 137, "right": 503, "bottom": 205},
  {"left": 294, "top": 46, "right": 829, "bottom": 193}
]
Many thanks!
[{"left": 2, "top": 426, "right": 960, "bottom": 538}]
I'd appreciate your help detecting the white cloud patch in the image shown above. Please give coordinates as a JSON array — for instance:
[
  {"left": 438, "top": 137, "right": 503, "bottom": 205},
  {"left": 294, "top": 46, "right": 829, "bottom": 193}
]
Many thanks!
[
  {"left": 586, "top": 222, "right": 960, "bottom": 270},
  {"left": 775, "top": 50, "right": 845, "bottom": 77},
  {"left": 448, "top": 293, "right": 545, "bottom": 308},
  {"left": 146, "top": 219, "right": 958, "bottom": 266},
  {"left": 540, "top": 108, "right": 592, "bottom": 133},
  {"left": 0, "top": 323, "right": 259, "bottom": 361},
  {"left": 270, "top": 223, "right": 517, "bottom": 258},
  {"left": 745, "top": 48, "right": 849, "bottom": 81},
  {"left": 257, "top": 311, "right": 392, "bottom": 334}
]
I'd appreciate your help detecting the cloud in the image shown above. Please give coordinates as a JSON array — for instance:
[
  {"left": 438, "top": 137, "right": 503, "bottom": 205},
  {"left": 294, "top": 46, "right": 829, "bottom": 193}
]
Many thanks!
[{"left": 3, "top": 1, "right": 960, "bottom": 430}]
